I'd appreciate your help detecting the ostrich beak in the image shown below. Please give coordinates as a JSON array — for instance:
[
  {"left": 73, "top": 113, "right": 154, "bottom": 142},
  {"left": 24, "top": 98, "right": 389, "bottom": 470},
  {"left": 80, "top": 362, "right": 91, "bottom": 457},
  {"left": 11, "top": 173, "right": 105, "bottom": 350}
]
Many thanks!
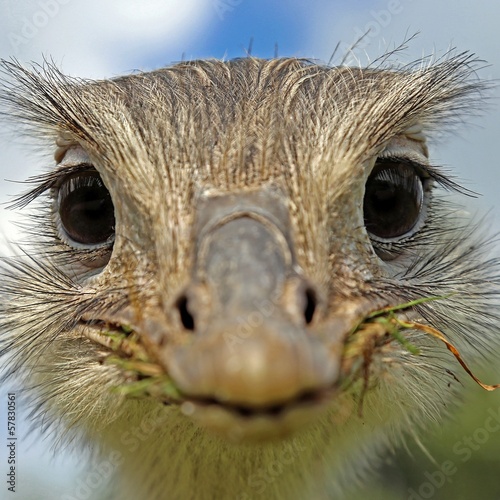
[{"left": 155, "top": 186, "right": 342, "bottom": 436}]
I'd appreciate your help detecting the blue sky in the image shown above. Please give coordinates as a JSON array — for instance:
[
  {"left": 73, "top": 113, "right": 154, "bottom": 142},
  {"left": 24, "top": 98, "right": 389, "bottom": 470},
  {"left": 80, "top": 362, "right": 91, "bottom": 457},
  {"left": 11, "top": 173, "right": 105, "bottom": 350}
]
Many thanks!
[{"left": 183, "top": 0, "right": 308, "bottom": 59}]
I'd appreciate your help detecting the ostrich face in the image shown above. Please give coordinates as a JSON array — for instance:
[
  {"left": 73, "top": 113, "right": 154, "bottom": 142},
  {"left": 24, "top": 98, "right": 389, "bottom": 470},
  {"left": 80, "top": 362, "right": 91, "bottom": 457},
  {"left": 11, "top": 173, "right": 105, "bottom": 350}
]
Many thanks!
[{"left": 0, "top": 55, "right": 499, "bottom": 497}]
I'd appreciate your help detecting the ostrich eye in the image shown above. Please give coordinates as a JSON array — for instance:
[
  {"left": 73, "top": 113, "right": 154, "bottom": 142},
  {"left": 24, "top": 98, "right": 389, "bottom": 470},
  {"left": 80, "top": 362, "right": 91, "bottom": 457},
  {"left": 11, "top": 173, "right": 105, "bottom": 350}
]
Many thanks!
[
  {"left": 363, "top": 160, "right": 424, "bottom": 240},
  {"left": 57, "top": 171, "right": 115, "bottom": 246}
]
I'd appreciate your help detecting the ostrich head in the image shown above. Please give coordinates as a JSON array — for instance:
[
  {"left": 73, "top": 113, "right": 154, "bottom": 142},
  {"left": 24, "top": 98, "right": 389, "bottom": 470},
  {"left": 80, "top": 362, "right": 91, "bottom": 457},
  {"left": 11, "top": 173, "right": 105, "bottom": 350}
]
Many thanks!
[{"left": 0, "top": 53, "right": 499, "bottom": 499}]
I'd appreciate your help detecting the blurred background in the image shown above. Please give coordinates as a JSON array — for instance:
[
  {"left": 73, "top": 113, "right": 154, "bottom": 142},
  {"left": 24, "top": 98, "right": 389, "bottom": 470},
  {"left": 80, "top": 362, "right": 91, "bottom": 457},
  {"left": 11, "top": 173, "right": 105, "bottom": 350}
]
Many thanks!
[{"left": 0, "top": 0, "right": 499, "bottom": 498}]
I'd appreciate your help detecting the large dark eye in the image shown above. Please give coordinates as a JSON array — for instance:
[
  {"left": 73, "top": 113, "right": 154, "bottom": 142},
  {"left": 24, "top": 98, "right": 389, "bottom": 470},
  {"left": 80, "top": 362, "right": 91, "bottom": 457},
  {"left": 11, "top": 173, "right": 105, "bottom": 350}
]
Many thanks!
[
  {"left": 57, "top": 171, "right": 115, "bottom": 246},
  {"left": 363, "top": 160, "right": 424, "bottom": 239}
]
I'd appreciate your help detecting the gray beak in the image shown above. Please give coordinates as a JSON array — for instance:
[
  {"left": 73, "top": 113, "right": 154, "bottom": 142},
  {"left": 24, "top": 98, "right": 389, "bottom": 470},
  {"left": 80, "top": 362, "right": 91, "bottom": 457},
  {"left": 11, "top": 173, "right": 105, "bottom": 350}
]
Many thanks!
[{"left": 164, "top": 186, "right": 339, "bottom": 409}]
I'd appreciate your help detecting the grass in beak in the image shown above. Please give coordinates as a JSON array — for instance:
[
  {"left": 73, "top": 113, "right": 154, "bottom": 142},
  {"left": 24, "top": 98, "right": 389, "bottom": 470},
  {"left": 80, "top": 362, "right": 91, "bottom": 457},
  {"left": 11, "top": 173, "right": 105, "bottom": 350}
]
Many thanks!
[
  {"left": 94, "top": 294, "right": 499, "bottom": 406},
  {"left": 342, "top": 295, "right": 500, "bottom": 396},
  {"left": 91, "top": 326, "right": 183, "bottom": 402}
]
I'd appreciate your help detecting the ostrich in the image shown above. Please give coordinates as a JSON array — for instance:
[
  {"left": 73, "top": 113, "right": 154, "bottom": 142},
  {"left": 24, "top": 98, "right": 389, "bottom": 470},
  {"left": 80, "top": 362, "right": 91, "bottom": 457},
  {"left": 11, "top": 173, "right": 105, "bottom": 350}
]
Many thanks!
[{"left": 0, "top": 53, "right": 499, "bottom": 499}]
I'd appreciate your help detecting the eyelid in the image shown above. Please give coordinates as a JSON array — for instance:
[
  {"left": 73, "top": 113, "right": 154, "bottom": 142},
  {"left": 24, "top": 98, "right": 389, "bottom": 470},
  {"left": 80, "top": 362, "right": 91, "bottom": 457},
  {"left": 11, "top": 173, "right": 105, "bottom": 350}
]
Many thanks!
[
  {"left": 375, "top": 156, "right": 473, "bottom": 195},
  {"left": 9, "top": 163, "right": 96, "bottom": 210},
  {"left": 51, "top": 164, "right": 96, "bottom": 190},
  {"left": 375, "top": 156, "right": 432, "bottom": 179}
]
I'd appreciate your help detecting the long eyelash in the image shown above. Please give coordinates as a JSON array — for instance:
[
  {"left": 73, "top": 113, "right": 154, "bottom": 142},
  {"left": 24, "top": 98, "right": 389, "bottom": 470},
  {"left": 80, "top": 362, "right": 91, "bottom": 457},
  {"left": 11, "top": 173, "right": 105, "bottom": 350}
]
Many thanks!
[
  {"left": 381, "top": 156, "right": 478, "bottom": 197},
  {"left": 8, "top": 163, "right": 95, "bottom": 210}
]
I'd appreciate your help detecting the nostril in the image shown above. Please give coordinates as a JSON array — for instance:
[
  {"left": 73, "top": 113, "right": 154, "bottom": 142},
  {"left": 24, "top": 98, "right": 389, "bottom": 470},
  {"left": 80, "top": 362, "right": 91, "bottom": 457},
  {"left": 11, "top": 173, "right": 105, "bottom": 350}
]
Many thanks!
[
  {"left": 304, "top": 287, "right": 317, "bottom": 325},
  {"left": 176, "top": 295, "right": 195, "bottom": 331}
]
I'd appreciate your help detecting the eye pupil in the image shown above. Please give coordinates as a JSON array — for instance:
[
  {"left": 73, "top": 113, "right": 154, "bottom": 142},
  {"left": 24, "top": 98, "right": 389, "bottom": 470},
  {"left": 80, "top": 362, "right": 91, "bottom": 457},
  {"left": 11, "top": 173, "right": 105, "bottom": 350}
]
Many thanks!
[
  {"left": 58, "top": 172, "right": 115, "bottom": 246},
  {"left": 364, "top": 161, "right": 424, "bottom": 240}
]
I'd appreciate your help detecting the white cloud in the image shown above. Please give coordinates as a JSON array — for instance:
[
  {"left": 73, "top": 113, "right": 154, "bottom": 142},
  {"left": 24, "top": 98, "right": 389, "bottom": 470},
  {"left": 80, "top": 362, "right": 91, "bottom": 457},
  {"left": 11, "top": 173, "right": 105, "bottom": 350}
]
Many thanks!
[{"left": 1, "top": 0, "right": 212, "bottom": 76}]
